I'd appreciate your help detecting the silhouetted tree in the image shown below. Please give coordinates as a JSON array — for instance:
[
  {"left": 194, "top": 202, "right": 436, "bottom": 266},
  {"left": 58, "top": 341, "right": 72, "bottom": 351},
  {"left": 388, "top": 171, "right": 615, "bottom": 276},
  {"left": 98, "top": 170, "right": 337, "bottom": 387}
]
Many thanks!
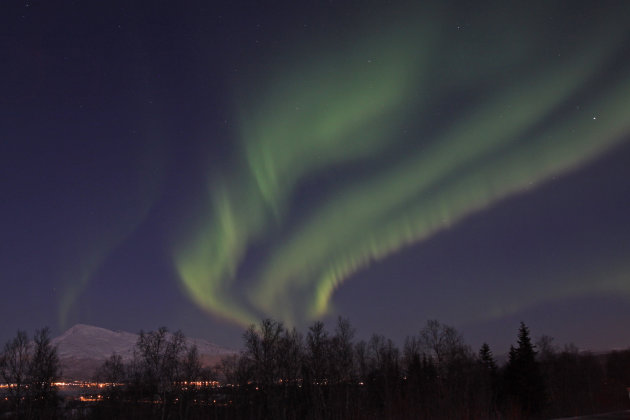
[
  {"left": 417, "top": 320, "right": 475, "bottom": 417},
  {"left": 605, "top": 349, "right": 630, "bottom": 410},
  {"left": 177, "top": 344, "right": 203, "bottom": 420},
  {"left": 477, "top": 342, "right": 499, "bottom": 418},
  {"left": 277, "top": 327, "right": 303, "bottom": 384},
  {"left": 133, "top": 327, "right": 187, "bottom": 419},
  {"left": 419, "top": 319, "right": 469, "bottom": 366},
  {"left": 180, "top": 345, "right": 202, "bottom": 384},
  {"left": 540, "top": 344, "right": 607, "bottom": 418},
  {"left": 402, "top": 335, "right": 423, "bottom": 413},
  {"left": 328, "top": 318, "right": 356, "bottom": 416},
  {"left": 96, "top": 353, "right": 127, "bottom": 416},
  {"left": 329, "top": 317, "right": 355, "bottom": 384},
  {"left": 479, "top": 343, "right": 498, "bottom": 373},
  {"left": 0, "top": 328, "right": 60, "bottom": 419},
  {"left": 219, "top": 353, "right": 248, "bottom": 386},
  {"left": 504, "top": 322, "right": 546, "bottom": 417},
  {"left": 98, "top": 353, "right": 126, "bottom": 384},
  {"left": 243, "top": 318, "right": 284, "bottom": 386},
  {"left": 303, "top": 320, "right": 331, "bottom": 418},
  {"left": 241, "top": 318, "right": 287, "bottom": 418},
  {"left": 0, "top": 330, "right": 30, "bottom": 415},
  {"left": 305, "top": 321, "right": 329, "bottom": 385},
  {"left": 29, "top": 327, "right": 60, "bottom": 405},
  {"left": 365, "top": 333, "right": 401, "bottom": 416},
  {"left": 535, "top": 335, "right": 556, "bottom": 363}
]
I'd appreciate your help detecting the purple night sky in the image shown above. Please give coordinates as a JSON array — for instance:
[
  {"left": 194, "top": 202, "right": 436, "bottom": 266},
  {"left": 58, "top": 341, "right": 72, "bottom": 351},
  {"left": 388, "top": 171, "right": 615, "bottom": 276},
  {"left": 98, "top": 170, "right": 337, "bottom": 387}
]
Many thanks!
[{"left": 2, "top": 1, "right": 630, "bottom": 353}]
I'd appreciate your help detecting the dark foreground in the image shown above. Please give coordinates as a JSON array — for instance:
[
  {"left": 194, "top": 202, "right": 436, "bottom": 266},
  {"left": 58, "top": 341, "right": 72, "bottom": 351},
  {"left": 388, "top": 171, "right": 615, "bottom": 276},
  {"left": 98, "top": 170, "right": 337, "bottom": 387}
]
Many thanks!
[
  {"left": 3, "top": 320, "right": 630, "bottom": 419},
  {"left": 554, "top": 410, "right": 630, "bottom": 419}
]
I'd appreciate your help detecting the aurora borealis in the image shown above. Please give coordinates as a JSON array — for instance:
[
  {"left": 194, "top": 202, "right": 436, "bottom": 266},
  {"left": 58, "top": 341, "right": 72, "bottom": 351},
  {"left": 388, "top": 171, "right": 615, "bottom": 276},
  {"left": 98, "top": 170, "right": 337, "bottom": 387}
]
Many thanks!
[
  {"left": 2, "top": 1, "right": 630, "bottom": 350},
  {"left": 174, "top": 3, "right": 630, "bottom": 326}
]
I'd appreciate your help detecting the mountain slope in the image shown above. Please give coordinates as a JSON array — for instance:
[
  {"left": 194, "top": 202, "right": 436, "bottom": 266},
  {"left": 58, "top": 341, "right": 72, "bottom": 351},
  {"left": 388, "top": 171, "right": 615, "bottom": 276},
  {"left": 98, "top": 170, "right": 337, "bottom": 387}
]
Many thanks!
[{"left": 51, "top": 324, "right": 237, "bottom": 380}]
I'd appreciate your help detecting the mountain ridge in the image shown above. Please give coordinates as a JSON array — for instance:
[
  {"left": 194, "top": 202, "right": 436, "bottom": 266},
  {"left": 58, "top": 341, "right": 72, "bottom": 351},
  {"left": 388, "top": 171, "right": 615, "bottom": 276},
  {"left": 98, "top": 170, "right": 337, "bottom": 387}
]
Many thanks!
[{"left": 51, "top": 324, "right": 237, "bottom": 380}]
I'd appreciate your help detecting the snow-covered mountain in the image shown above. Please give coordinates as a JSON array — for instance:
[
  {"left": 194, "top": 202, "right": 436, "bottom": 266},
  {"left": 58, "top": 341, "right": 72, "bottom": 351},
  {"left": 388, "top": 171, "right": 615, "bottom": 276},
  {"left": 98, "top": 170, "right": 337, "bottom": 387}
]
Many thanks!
[
  {"left": 53, "top": 324, "right": 138, "bottom": 362},
  {"left": 51, "top": 324, "right": 237, "bottom": 380}
]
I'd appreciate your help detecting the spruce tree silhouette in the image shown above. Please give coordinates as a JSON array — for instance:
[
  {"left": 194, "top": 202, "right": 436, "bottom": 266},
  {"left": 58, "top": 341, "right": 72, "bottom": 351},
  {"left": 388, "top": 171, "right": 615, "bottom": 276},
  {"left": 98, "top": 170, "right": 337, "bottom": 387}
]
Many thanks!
[{"left": 505, "top": 322, "right": 547, "bottom": 417}]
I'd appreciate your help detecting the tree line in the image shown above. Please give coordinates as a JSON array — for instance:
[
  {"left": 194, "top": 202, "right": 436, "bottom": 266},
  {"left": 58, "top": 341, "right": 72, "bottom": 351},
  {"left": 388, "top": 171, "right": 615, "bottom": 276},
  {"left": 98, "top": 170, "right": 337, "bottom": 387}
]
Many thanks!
[
  {"left": 0, "top": 328, "right": 60, "bottom": 419},
  {"left": 1, "top": 319, "right": 630, "bottom": 419}
]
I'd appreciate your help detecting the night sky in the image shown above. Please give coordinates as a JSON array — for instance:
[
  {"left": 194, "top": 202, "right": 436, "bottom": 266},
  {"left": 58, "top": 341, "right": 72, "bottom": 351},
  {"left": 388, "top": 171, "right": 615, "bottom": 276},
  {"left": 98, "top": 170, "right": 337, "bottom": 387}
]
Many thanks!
[{"left": 2, "top": 1, "right": 630, "bottom": 353}]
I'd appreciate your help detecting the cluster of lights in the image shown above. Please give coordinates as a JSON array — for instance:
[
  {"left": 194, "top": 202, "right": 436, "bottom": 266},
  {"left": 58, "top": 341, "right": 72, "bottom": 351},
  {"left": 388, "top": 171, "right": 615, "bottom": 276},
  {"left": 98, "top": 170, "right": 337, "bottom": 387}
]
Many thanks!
[{"left": 78, "top": 395, "right": 104, "bottom": 402}]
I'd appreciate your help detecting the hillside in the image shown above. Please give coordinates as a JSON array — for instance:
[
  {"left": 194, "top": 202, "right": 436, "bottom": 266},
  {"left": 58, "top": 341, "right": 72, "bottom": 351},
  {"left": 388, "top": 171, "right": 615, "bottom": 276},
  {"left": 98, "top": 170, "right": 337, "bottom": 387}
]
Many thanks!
[{"left": 51, "top": 324, "right": 237, "bottom": 380}]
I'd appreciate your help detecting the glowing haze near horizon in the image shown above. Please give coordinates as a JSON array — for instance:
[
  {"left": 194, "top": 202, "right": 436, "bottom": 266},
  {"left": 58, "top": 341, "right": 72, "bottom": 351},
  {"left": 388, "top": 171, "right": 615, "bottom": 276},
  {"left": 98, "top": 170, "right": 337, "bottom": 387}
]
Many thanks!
[{"left": 174, "top": 4, "right": 630, "bottom": 327}]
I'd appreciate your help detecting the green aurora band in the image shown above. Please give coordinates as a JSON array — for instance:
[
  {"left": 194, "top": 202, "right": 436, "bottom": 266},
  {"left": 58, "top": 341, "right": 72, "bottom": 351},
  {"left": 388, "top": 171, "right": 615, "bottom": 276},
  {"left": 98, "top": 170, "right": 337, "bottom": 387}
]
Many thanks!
[
  {"left": 58, "top": 138, "right": 163, "bottom": 328},
  {"left": 174, "top": 7, "right": 630, "bottom": 326}
]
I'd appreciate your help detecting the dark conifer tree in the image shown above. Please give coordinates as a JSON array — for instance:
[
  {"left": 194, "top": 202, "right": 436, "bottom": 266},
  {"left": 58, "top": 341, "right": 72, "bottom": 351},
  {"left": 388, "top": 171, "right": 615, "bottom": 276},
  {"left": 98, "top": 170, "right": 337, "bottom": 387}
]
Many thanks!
[
  {"left": 504, "top": 322, "right": 547, "bottom": 417},
  {"left": 479, "top": 343, "right": 497, "bottom": 373},
  {"left": 477, "top": 342, "right": 499, "bottom": 417}
]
